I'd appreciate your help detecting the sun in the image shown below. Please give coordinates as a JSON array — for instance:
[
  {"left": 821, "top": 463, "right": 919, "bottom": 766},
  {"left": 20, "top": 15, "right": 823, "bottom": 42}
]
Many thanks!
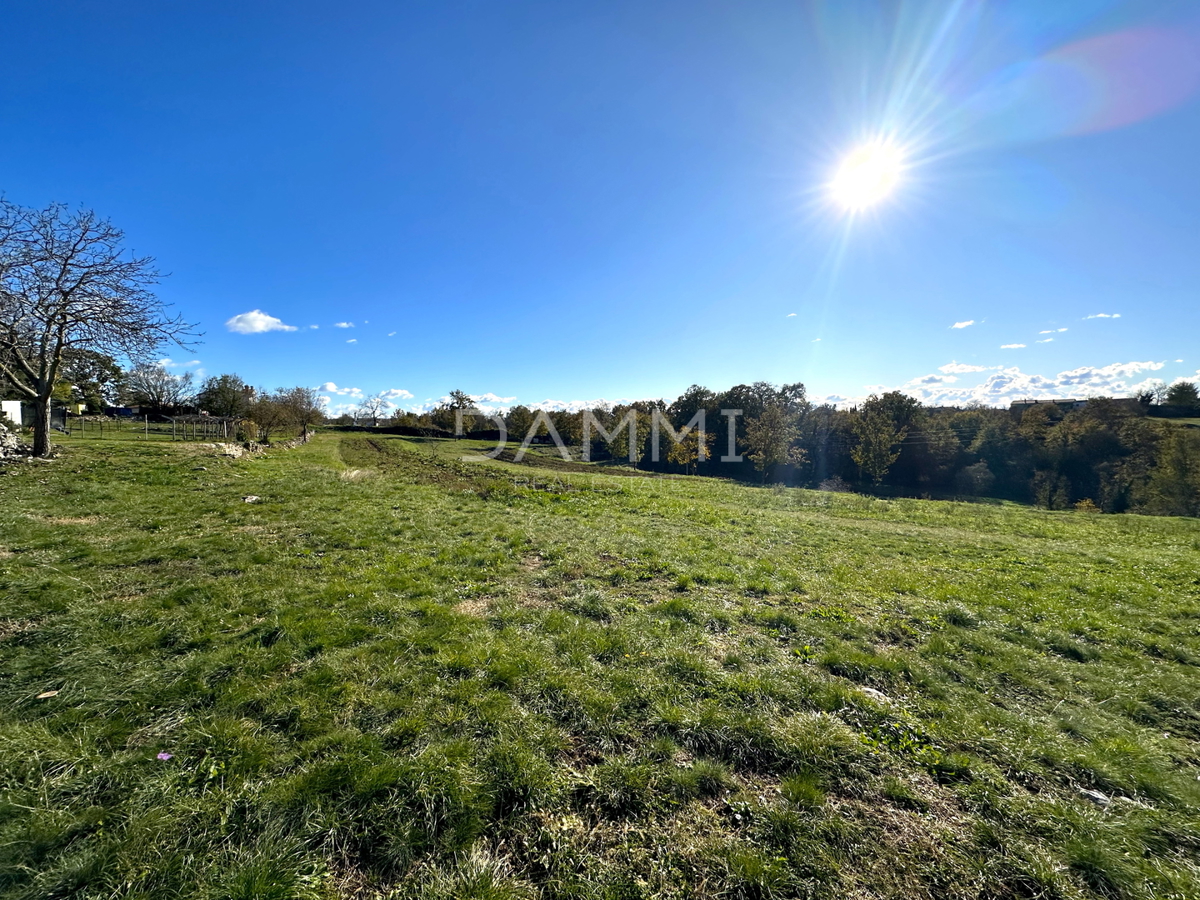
[{"left": 829, "top": 142, "right": 905, "bottom": 211}]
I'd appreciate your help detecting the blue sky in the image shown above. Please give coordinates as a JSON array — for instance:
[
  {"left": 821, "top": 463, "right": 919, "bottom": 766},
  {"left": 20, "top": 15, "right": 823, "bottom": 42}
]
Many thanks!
[{"left": 3, "top": 0, "right": 1199, "bottom": 414}]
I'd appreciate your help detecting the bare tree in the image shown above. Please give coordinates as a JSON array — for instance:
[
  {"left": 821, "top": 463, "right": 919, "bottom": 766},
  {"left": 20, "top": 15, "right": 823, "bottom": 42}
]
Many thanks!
[
  {"left": 123, "top": 363, "right": 195, "bottom": 415},
  {"left": 0, "top": 200, "right": 196, "bottom": 455},
  {"left": 1135, "top": 380, "right": 1169, "bottom": 406},
  {"left": 357, "top": 393, "right": 388, "bottom": 427}
]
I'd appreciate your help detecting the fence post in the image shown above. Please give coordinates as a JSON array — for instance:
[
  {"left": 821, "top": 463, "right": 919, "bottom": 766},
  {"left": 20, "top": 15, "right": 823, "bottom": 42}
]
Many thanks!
[{"left": 144, "top": 415, "right": 148, "bottom": 437}]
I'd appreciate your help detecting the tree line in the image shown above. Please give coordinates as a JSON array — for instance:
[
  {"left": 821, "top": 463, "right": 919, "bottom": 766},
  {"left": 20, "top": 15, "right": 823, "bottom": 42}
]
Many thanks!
[{"left": 409, "top": 381, "right": 1199, "bottom": 518}]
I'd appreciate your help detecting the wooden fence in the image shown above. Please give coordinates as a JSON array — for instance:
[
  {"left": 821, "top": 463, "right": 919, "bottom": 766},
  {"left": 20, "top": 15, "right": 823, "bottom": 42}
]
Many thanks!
[{"left": 68, "top": 416, "right": 242, "bottom": 441}]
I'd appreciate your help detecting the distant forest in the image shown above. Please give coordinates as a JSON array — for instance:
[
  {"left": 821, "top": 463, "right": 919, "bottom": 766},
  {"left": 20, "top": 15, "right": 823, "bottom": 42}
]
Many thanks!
[{"left": 384, "top": 381, "right": 1200, "bottom": 519}]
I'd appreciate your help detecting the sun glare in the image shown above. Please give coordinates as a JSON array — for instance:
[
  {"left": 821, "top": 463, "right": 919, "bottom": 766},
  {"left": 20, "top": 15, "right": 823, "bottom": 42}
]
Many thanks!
[{"left": 830, "top": 142, "right": 905, "bottom": 211}]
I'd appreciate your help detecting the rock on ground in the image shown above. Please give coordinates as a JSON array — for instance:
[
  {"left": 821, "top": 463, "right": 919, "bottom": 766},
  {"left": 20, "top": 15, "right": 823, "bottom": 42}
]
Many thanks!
[{"left": 0, "top": 422, "right": 27, "bottom": 461}]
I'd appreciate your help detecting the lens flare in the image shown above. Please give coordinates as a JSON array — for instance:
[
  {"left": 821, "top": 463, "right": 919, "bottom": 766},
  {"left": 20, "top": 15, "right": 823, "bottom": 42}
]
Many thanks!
[{"left": 829, "top": 142, "right": 905, "bottom": 211}]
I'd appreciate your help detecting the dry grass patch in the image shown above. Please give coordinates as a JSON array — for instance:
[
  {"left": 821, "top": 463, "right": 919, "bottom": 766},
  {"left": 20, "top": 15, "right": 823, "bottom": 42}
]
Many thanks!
[
  {"left": 0, "top": 618, "right": 37, "bottom": 642},
  {"left": 453, "top": 596, "right": 492, "bottom": 617}
]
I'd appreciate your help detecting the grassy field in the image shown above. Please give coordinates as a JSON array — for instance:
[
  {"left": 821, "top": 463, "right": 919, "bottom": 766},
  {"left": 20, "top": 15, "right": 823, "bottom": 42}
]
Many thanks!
[{"left": 2, "top": 432, "right": 1199, "bottom": 899}]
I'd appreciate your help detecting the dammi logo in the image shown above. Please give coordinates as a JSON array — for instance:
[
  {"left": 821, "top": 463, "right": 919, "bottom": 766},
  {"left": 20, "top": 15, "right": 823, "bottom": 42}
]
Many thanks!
[{"left": 455, "top": 408, "right": 745, "bottom": 463}]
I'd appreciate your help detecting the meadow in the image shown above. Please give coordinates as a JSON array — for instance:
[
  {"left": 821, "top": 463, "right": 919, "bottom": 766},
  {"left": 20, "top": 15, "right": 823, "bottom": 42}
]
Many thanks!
[{"left": 1, "top": 432, "right": 1198, "bottom": 899}]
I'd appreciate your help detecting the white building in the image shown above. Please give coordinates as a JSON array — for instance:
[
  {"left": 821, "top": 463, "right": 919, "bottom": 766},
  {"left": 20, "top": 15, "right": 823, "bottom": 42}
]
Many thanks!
[{"left": 0, "top": 401, "right": 22, "bottom": 427}]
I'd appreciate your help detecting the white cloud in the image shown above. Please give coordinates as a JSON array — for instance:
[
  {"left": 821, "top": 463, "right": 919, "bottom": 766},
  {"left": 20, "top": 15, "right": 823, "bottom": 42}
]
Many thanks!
[
  {"left": 1084, "top": 313, "right": 1121, "bottom": 319},
  {"left": 939, "top": 361, "right": 990, "bottom": 374},
  {"left": 812, "top": 338, "right": 822, "bottom": 343},
  {"left": 1001, "top": 343, "right": 1026, "bottom": 349},
  {"left": 1169, "top": 370, "right": 1200, "bottom": 387},
  {"left": 316, "top": 380, "right": 371, "bottom": 417},
  {"left": 786, "top": 313, "right": 797, "bottom": 318},
  {"left": 1059, "top": 328, "right": 1068, "bottom": 332},
  {"left": 526, "top": 397, "right": 646, "bottom": 413},
  {"left": 157, "top": 358, "right": 202, "bottom": 368},
  {"left": 473, "top": 392, "right": 518, "bottom": 405},
  {"left": 403, "top": 392, "right": 523, "bottom": 415},
  {"left": 462, "top": 393, "right": 515, "bottom": 414},
  {"left": 1176, "top": 359, "right": 1183, "bottom": 363},
  {"left": 1036, "top": 338, "right": 1053, "bottom": 343},
  {"left": 346, "top": 339, "right": 357, "bottom": 344},
  {"left": 818, "top": 360, "right": 1169, "bottom": 410},
  {"left": 334, "top": 322, "right": 354, "bottom": 328},
  {"left": 905, "top": 361, "right": 1165, "bottom": 408},
  {"left": 1041, "top": 328, "right": 1069, "bottom": 334},
  {"left": 951, "top": 320, "right": 975, "bottom": 329},
  {"left": 317, "top": 381, "right": 371, "bottom": 418},
  {"left": 225, "top": 310, "right": 298, "bottom": 334},
  {"left": 317, "top": 382, "right": 363, "bottom": 397},
  {"left": 309, "top": 325, "right": 319, "bottom": 329},
  {"left": 380, "top": 388, "right": 414, "bottom": 401},
  {"left": 320, "top": 400, "right": 362, "bottom": 416},
  {"left": 905, "top": 374, "right": 957, "bottom": 387},
  {"left": 388, "top": 331, "right": 396, "bottom": 337}
]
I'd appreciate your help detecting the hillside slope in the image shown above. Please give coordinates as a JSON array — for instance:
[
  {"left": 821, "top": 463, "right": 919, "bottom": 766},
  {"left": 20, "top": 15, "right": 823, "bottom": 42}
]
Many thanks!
[{"left": 2, "top": 433, "right": 1198, "bottom": 899}]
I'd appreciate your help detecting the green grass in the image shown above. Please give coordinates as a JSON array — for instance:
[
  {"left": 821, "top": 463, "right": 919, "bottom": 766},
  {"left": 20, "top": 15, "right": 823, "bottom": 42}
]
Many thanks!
[{"left": 2, "top": 432, "right": 1199, "bottom": 899}]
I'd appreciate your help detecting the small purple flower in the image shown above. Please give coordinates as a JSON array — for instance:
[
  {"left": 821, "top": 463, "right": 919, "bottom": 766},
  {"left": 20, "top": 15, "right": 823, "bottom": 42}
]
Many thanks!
[{"left": 157, "top": 752, "right": 173, "bottom": 761}]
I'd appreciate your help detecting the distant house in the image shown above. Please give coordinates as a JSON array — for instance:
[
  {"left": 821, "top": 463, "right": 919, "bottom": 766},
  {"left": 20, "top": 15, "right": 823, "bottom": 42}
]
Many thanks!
[
  {"left": 3, "top": 402, "right": 68, "bottom": 431},
  {"left": 2, "top": 401, "right": 93, "bottom": 429},
  {"left": 1009, "top": 397, "right": 1143, "bottom": 418},
  {"left": 1010, "top": 399, "right": 1083, "bottom": 418},
  {"left": 0, "top": 400, "right": 21, "bottom": 427}
]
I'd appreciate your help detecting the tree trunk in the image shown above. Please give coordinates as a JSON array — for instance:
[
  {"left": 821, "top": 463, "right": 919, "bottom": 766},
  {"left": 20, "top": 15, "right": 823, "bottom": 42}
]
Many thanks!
[{"left": 32, "top": 399, "right": 52, "bottom": 457}]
